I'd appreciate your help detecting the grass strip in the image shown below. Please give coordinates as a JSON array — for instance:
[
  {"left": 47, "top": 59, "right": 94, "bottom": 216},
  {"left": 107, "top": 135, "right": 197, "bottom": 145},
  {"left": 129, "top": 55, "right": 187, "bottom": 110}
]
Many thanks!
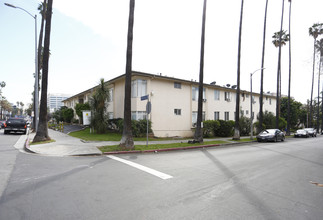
[
  {"left": 30, "top": 139, "right": 56, "bottom": 145},
  {"left": 98, "top": 140, "right": 229, "bottom": 153}
]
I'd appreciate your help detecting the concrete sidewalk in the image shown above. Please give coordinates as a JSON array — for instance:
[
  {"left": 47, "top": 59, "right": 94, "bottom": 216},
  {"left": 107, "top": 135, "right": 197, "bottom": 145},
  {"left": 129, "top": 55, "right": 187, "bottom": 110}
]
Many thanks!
[
  {"left": 26, "top": 129, "right": 103, "bottom": 156},
  {"left": 24, "top": 128, "right": 253, "bottom": 157}
]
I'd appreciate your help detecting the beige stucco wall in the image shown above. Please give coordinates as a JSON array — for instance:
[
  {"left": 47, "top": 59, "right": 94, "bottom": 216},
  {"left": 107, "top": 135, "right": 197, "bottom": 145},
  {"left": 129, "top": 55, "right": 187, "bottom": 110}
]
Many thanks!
[{"left": 63, "top": 73, "right": 277, "bottom": 137}]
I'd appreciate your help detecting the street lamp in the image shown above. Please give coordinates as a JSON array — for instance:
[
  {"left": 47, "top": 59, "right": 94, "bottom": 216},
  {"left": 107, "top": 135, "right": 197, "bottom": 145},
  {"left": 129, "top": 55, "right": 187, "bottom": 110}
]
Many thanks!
[
  {"left": 250, "top": 68, "right": 265, "bottom": 140},
  {"left": 5, "top": 3, "right": 39, "bottom": 132}
]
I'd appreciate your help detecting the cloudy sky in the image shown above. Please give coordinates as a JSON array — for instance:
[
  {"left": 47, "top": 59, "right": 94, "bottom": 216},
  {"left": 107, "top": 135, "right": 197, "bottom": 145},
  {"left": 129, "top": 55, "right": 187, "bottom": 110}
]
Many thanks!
[{"left": 1, "top": 0, "right": 322, "bottom": 108}]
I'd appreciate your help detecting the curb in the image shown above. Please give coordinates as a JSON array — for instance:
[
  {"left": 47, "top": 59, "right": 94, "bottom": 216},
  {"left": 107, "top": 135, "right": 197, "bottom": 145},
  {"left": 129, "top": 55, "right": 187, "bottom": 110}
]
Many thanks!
[{"left": 103, "top": 141, "right": 256, "bottom": 155}]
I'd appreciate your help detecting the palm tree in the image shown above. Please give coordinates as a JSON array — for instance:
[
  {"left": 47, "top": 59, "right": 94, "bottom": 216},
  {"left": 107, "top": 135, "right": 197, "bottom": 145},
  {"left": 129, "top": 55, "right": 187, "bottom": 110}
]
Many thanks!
[
  {"left": 33, "top": 0, "right": 53, "bottom": 143},
  {"left": 315, "top": 38, "right": 323, "bottom": 133},
  {"left": 309, "top": 23, "right": 323, "bottom": 128},
  {"left": 90, "top": 78, "right": 109, "bottom": 134},
  {"left": 194, "top": 0, "right": 207, "bottom": 143},
  {"left": 233, "top": 0, "right": 244, "bottom": 140},
  {"left": 33, "top": 0, "right": 47, "bottom": 131},
  {"left": 259, "top": 0, "right": 269, "bottom": 133},
  {"left": 120, "top": 0, "right": 135, "bottom": 150},
  {"left": 286, "top": 0, "right": 292, "bottom": 136},
  {"left": 272, "top": 30, "right": 289, "bottom": 129}
]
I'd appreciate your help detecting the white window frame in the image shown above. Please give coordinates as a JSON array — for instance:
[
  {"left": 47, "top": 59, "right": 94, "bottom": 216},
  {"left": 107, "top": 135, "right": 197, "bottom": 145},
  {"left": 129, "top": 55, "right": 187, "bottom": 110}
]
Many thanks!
[
  {"left": 174, "top": 109, "right": 182, "bottom": 115},
  {"left": 131, "top": 79, "right": 147, "bottom": 98},
  {"left": 214, "top": 90, "right": 220, "bottom": 100},
  {"left": 174, "top": 82, "right": 181, "bottom": 89},
  {"left": 214, "top": 111, "right": 220, "bottom": 120},
  {"left": 224, "top": 112, "right": 229, "bottom": 121}
]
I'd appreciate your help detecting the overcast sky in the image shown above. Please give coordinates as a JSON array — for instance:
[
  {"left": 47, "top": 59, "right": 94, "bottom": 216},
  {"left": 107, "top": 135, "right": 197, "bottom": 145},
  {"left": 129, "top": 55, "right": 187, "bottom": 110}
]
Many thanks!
[{"left": 1, "top": 0, "right": 322, "bottom": 108}]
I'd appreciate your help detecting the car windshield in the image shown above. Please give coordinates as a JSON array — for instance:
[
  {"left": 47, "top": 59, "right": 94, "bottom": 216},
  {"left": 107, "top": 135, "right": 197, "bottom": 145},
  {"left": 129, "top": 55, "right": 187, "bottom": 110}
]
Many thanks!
[
  {"left": 261, "top": 129, "right": 276, "bottom": 134},
  {"left": 304, "top": 128, "right": 313, "bottom": 131},
  {"left": 297, "top": 130, "right": 305, "bottom": 132}
]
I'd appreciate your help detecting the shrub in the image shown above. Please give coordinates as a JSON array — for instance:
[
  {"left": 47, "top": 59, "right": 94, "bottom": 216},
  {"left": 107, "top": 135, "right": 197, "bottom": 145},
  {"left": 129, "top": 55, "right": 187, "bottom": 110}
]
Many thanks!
[
  {"left": 108, "top": 118, "right": 152, "bottom": 137},
  {"left": 239, "top": 116, "right": 251, "bottom": 136},
  {"left": 215, "top": 120, "right": 234, "bottom": 137},
  {"left": 203, "top": 120, "right": 220, "bottom": 137}
]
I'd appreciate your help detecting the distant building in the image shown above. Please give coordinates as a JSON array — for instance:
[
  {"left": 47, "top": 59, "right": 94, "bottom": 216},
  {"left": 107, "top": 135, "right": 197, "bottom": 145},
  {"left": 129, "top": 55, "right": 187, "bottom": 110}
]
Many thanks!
[
  {"left": 48, "top": 93, "right": 71, "bottom": 112},
  {"left": 63, "top": 71, "right": 277, "bottom": 137}
]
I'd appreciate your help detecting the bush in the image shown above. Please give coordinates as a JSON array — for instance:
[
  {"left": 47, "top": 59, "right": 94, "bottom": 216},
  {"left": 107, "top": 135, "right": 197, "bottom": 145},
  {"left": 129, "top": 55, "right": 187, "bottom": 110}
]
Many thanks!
[
  {"left": 108, "top": 118, "right": 152, "bottom": 137},
  {"left": 203, "top": 120, "right": 220, "bottom": 137},
  {"left": 215, "top": 120, "right": 234, "bottom": 137},
  {"left": 239, "top": 116, "right": 251, "bottom": 136}
]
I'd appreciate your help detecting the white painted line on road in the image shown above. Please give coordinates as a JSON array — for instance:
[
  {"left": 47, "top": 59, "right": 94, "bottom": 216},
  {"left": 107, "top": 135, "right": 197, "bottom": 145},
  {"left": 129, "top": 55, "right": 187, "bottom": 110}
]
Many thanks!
[{"left": 107, "top": 155, "right": 173, "bottom": 180}]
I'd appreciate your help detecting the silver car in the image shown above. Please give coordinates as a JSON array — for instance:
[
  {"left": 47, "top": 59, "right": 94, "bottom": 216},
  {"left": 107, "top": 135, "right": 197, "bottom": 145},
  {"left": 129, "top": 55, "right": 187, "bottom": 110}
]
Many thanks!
[
  {"left": 257, "top": 129, "right": 285, "bottom": 142},
  {"left": 304, "top": 128, "right": 317, "bottom": 137}
]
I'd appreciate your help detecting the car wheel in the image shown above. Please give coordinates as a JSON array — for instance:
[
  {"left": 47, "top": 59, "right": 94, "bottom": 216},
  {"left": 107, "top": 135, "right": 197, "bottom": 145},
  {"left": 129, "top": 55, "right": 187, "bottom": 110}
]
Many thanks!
[
  {"left": 281, "top": 136, "right": 285, "bottom": 142},
  {"left": 274, "top": 137, "right": 278, "bottom": 142}
]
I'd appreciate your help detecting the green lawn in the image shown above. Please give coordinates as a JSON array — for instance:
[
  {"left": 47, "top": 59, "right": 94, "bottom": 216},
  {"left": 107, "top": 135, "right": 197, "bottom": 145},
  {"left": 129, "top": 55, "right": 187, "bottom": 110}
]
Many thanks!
[
  {"left": 98, "top": 140, "right": 230, "bottom": 153},
  {"left": 68, "top": 128, "right": 185, "bottom": 142}
]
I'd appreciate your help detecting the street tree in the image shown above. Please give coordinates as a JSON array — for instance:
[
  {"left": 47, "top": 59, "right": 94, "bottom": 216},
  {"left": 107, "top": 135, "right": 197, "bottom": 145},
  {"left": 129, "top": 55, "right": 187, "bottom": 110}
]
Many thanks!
[
  {"left": 286, "top": 0, "right": 293, "bottom": 136},
  {"left": 0, "top": 81, "right": 6, "bottom": 119},
  {"left": 233, "top": 0, "right": 244, "bottom": 140},
  {"left": 272, "top": 27, "right": 289, "bottom": 129},
  {"left": 120, "top": 0, "right": 135, "bottom": 150},
  {"left": 316, "top": 38, "right": 323, "bottom": 132},
  {"left": 194, "top": 0, "right": 207, "bottom": 143},
  {"left": 315, "top": 38, "right": 323, "bottom": 133},
  {"left": 89, "top": 79, "right": 109, "bottom": 134},
  {"left": 33, "top": 0, "right": 53, "bottom": 143},
  {"left": 308, "top": 23, "right": 323, "bottom": 128},
  {"left": 258, "top": 0, "right": 269, "bottom": 133}
]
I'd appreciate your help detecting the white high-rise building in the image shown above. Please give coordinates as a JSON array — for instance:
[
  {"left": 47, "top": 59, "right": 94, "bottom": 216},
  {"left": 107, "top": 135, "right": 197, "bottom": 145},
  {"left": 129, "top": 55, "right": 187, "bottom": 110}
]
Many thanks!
[{"left": 48, "top": 93, "right": 71, "bottom": 112}]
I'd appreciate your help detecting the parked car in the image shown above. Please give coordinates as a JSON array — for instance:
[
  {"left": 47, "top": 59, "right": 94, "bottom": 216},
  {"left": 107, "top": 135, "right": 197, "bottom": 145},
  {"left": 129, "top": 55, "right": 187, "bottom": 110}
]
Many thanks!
[
  {"left": 3, "top": 118, "right": 27, "bottom": 134},
  {"left": 294, "top": 129, "right": 309, "bottom": 138},
  {"left": 257, "top": 129, "right": 285, "bottom": 142},
  {"left": 304, "top": 128, "right": 317, "bottom": 137}
]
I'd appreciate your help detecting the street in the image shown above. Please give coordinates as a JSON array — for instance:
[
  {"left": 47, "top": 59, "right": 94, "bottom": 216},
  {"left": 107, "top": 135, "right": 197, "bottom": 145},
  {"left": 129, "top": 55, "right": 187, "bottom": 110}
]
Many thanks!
[{"left": 0, "top": 131, "right": 322, "bottom": 220}]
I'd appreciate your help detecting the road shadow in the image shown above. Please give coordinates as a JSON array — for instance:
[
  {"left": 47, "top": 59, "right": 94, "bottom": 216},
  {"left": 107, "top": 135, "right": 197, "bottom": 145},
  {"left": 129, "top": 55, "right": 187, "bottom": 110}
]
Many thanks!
[{"left": 202, "top": 150, "right": 278, "bottom": 219}]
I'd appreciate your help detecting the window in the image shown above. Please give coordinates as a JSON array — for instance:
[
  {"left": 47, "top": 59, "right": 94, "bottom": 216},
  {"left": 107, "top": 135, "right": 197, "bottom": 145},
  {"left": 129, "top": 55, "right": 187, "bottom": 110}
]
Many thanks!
[
  {"left": 241, "top": 110, "right": 244, "bottom": 116},
  {"left": 131, "top": 111, "right": 147, "bottom": 120},
  {"left": 108, "top": 88, "right": 113, "bottom": 102},
  {"left": 225, "top": 92, "right": 231, "bottom": 101},
  {"left": 214, "top": 90, "right": 220, "bottom": 100},
  {"left": 131, "top": 79, "right": 147, "bottom": 98},
  {"left": 192, "top": 87, "right": 206, "bottom": 101},
  {"left": 192, "top": 111, "right": 206, "bottom": 126},
  {"left": 225, "top": 112, "right": 229, "bottom": 121},
  {"left": 174, "top": 109, "right": 181, "bottom": 115},
  {"left": 246, "top": 110, "right": 249, "bottom": 115},
  {"left": 108, "top": 112, "right": 113, "bottom": 119},
  {"left": 269, "top": 98, "right": 272, "bottom": 105},
  {"left": 214, "top": 112, "right": 219, "bottom": 120},
  {"left": 174, "top": 82, "right": 181, "bottom": 89}
]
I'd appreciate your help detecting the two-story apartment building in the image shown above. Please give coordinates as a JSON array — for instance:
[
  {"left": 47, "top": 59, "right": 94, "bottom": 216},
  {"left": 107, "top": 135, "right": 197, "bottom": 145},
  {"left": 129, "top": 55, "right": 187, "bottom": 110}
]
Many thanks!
[{"left": 63, "top": 71, "right": 276, "bottom": 137}]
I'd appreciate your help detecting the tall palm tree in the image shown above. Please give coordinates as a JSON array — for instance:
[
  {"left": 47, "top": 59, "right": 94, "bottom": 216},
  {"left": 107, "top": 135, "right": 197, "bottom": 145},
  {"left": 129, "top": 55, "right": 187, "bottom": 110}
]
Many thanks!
[
  {"left": 274, "top": 0, "right": 286, "bottom": 129},
  {"left": 33, "top": 0, "right": 47, "bottom": 131},
  {"left": 259, "top": 0, "right": 269, "bottom": 133},
  {"left": 309, "top": 23, "right": 323, "bottom": 128},
  {"left": 120, "top": 0, "right": 135, "bottom": 150},
  {"left": 233, "top": 0, "right": 244, "bottom": 140},
  {"left": 286, "top": 0, "right": 292, "bottom": 135},
  {"left": 315, "top": 38, "right": 323, "bottom": 133},
  {"left": 33, "top": 0, "right": 53, "bottom": 143},
  {"left": 194, "top": 0, "right": 207, "bottom": 143}
]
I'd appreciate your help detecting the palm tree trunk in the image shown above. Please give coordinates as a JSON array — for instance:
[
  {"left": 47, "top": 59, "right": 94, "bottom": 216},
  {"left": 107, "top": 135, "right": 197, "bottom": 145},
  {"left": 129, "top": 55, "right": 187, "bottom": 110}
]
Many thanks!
[
  {"left": 233, "top": 0, "right": 244, "bottom": 140},
  {"left": 276, "top": 0, "right": 285, "bottom": 129},
  {"left": 317, "top": 59, "right": 321, "bottom": 133},
  {"left": 120, "top": 0, "right": 135, "bottom": 150},
  {"left": 33, "top": 0, "right": 46, "bottom": 131},
  {"left": 287, "top": 0, "right": 292, "bottom": 135},
  {"left": 33, "top": 0, "right": 52, "bottom": 143},
  {"left": 310, "top": 38, "right": 316, "bottom": 128},
  {"left": 259, "top": 0, "right": 269, "bottom": 133},
  {"left": 194, "top": 0, "right": 207, "bottom": 143}
]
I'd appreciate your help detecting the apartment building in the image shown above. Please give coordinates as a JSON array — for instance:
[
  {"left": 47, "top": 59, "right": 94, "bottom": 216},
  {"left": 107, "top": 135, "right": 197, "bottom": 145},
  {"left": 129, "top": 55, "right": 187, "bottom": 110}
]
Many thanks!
[
  {"left": 48, "top": 93, "right": 71, "bottom": 113},
  {"left": 63, "top": 71, "right": 276, "bottom": 137}
]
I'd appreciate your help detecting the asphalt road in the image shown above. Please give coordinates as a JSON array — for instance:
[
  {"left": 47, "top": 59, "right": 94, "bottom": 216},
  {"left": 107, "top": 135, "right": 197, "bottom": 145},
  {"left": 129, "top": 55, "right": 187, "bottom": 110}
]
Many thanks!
[{"left": 0, "top": 133, "right": 322, "bottom": 220}]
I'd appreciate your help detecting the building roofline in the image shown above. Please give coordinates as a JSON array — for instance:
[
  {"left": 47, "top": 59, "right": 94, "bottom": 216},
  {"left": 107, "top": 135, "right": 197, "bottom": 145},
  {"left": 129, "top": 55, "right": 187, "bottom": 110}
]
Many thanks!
[{"left": 63, "top": 70, "right": 276, "bottom": 102}]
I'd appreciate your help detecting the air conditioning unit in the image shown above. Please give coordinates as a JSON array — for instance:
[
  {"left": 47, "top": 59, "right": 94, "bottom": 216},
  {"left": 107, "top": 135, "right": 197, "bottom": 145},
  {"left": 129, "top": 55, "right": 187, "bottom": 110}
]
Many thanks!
[
  {"left": 226, "top": 98, "right": 231, "bottom": 102},
  {"left": 203, "top": 99, "right": 207, "bottom": 102}
]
